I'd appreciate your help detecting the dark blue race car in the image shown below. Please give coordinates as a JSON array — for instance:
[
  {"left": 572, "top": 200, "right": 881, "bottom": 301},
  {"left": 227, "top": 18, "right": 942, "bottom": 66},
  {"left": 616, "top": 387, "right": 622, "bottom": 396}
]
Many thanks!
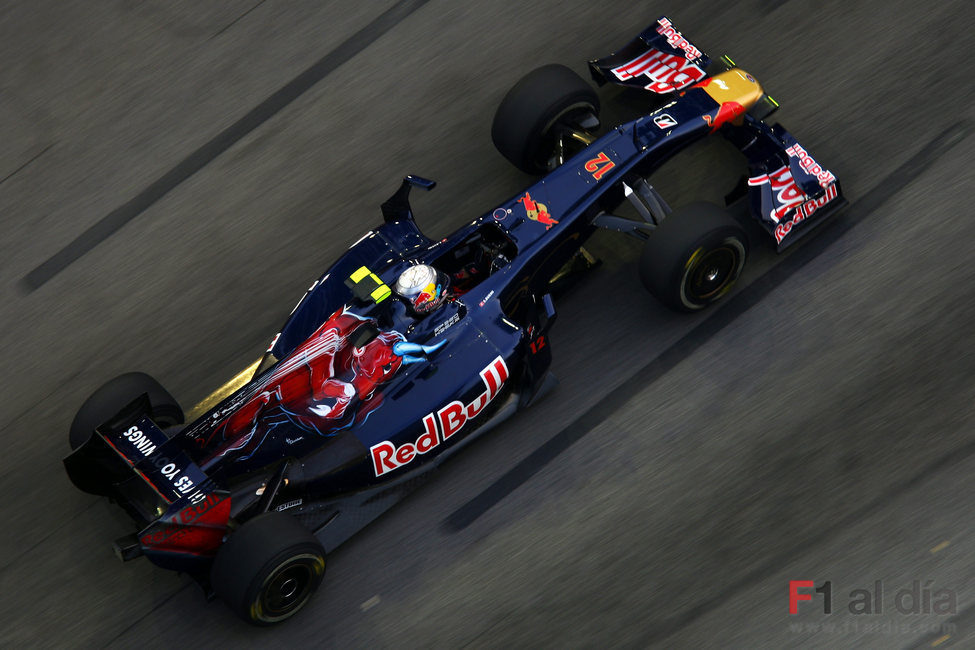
[{"left": 64, "top": 17, "right": 846, "bottom": 625}]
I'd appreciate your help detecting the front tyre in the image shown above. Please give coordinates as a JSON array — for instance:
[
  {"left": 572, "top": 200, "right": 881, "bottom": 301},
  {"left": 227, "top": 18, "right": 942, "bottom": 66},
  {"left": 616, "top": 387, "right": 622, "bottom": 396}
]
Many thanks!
[
  {"left": 211, "top": 512, "right": 326, "bottom": 626},
  {"left": 639, "top": 202, "right": 748, "bottom": 312},
  {"left": 491, "top": 64, "right": 600, "bottom": 174}
]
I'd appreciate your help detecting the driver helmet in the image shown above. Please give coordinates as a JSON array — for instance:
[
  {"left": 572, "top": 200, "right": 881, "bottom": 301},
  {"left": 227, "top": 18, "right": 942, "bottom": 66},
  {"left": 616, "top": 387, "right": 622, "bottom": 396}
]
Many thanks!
[{"left": 393, "top": 264, "right": 449, "bottom": 315}]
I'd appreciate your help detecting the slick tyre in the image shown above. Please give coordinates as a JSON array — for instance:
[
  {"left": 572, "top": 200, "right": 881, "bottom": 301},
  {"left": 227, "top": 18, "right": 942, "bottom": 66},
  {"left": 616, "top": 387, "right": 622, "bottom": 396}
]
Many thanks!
[
  {"left": 69, "top": 372, "right": 184, "bottom": 450},
  {"left": 211, "top": 512, "right": 326, "bottom": 626},
  {"left": 640, "top": 202, "right": 748, "bottom": 312},
  {"left": 491, "top": 64, "right": 599, "bottom": 174}
]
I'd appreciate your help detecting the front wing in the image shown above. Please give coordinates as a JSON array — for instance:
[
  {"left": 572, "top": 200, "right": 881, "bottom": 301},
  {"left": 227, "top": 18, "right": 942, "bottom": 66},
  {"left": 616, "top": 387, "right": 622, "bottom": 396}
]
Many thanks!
[
  {"left": 592, "top": 15, "right": 848, "bottom": 249},
  {"left": 729, "top": 118, "right": 848, "bottom": 250}
]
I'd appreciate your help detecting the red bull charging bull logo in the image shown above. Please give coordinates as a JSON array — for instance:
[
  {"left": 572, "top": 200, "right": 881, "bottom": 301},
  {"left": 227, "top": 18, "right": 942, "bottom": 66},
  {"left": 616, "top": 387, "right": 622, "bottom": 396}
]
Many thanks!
[
  {"left": 200, "top": 307, "right": 445, "bottom": 462},
  {"left": 518, "top": 192, "right": 558, "bottom": 230}
]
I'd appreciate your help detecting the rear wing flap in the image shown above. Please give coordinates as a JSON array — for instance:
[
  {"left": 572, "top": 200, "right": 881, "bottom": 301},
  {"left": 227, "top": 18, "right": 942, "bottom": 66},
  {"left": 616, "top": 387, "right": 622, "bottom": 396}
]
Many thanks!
[
  {"left": 64, "top": 397, "right": 230, "bottom": 568},
  {"left": 589, "top": 16, "right": 711, "bottom": 94}
]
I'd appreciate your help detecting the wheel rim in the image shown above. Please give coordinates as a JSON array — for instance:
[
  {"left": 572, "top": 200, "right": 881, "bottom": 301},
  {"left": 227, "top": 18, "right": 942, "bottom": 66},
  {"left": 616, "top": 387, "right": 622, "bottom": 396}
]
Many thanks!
[
  {"left": 685, "top": 244, "right": 742, "bottom": 302},
  {"left": 535, "top": 103, "right": 597, "bottom": 171},
  {"left": 259, "top": 555, "right": 320, "bottom": 621}
]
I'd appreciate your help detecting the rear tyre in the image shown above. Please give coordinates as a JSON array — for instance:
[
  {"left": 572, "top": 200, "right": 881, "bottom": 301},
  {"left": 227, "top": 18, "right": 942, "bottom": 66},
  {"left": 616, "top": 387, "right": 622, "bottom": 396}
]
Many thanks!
[
  {"left": 491, "top": 64, "right": 600, "bottom": 174},
  {"left": 211, "top": 512, "right": 326, "bottom": 626},
  {"left": 69, "top": 372, "right": 184, "bottom": 450},
  {"left": 639, "top": 202, "right": 748, "bottom": 312}
]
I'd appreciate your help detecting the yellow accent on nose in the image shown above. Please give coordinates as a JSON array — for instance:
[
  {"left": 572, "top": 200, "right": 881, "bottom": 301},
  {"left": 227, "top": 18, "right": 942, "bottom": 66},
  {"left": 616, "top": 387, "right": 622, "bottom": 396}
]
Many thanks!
[
  {"left": 702, "top": 68, "right": 765, "bottom": 113},
  {"left": 350, "top": 266, "right": 371, "bottom": 282}
]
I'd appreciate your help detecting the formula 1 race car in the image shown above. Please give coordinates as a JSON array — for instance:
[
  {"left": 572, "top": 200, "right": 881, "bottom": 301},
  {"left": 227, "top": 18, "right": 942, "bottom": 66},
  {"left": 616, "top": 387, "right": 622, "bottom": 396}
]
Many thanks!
[{"left": 64, "top": 17, "right": 845, "bottom": 625}]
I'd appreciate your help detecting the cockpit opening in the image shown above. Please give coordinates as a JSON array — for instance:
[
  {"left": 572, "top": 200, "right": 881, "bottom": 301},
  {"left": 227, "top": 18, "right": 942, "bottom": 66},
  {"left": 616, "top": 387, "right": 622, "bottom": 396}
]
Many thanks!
[{"left": 432, "top": 223, "right": 518, "bottom": 295}]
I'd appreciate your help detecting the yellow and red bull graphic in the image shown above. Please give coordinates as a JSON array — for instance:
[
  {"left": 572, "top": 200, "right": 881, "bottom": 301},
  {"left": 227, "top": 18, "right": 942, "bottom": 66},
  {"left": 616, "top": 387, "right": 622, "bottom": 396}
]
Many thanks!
[
  {"left": 414, "top": 280, "right": 439, "bottom": 308},
  {"left": 694, "top": 70, "right": 764, "bottom": 132},
  {"left": 518, "top": 192, "right": 558, "bottom": 230},
  {"left": 701, "top": 101, "right": 745, "bottom": 132}
]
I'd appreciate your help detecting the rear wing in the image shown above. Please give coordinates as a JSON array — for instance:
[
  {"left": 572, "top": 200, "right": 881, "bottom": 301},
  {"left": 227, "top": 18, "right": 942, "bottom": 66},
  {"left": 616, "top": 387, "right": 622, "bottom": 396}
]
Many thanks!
[
  {"left": 64, "top": 396, "right": 230, "bottom": 569},
  {"left": 589, "top": 16, "right": 711, "bottom": 94}
]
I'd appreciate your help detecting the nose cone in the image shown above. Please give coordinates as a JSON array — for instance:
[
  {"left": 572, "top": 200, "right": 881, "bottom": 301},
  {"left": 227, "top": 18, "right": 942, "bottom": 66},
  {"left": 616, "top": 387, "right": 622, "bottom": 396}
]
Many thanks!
[{"left": 700, "top": 68, "right": 765, "bottom": 114}]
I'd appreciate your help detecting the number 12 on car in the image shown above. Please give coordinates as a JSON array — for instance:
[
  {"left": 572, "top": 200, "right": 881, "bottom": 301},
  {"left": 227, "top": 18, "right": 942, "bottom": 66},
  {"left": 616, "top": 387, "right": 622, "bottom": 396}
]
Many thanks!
[{"left": 584, "top": 151, "right": 616, "bottom": 181}]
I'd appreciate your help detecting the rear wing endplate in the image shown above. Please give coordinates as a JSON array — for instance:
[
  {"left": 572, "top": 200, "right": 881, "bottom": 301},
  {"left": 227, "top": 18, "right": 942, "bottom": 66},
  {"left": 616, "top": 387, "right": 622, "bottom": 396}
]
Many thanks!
[{"left": 64, "top": 397, "right": 217, "bottom": 520}]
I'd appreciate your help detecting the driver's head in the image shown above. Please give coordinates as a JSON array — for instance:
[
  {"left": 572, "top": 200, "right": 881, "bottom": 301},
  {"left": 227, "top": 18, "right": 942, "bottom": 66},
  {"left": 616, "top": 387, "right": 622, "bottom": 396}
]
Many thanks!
[{"left": 393, "top": 264, "right": 449, "bottom": 315}]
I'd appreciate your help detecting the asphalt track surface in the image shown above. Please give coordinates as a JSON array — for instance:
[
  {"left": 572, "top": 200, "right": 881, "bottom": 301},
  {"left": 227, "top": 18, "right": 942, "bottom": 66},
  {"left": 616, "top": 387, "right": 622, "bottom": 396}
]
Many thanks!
[{"left": 1, "top": 1, "right": 973, "bottom": 648}]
